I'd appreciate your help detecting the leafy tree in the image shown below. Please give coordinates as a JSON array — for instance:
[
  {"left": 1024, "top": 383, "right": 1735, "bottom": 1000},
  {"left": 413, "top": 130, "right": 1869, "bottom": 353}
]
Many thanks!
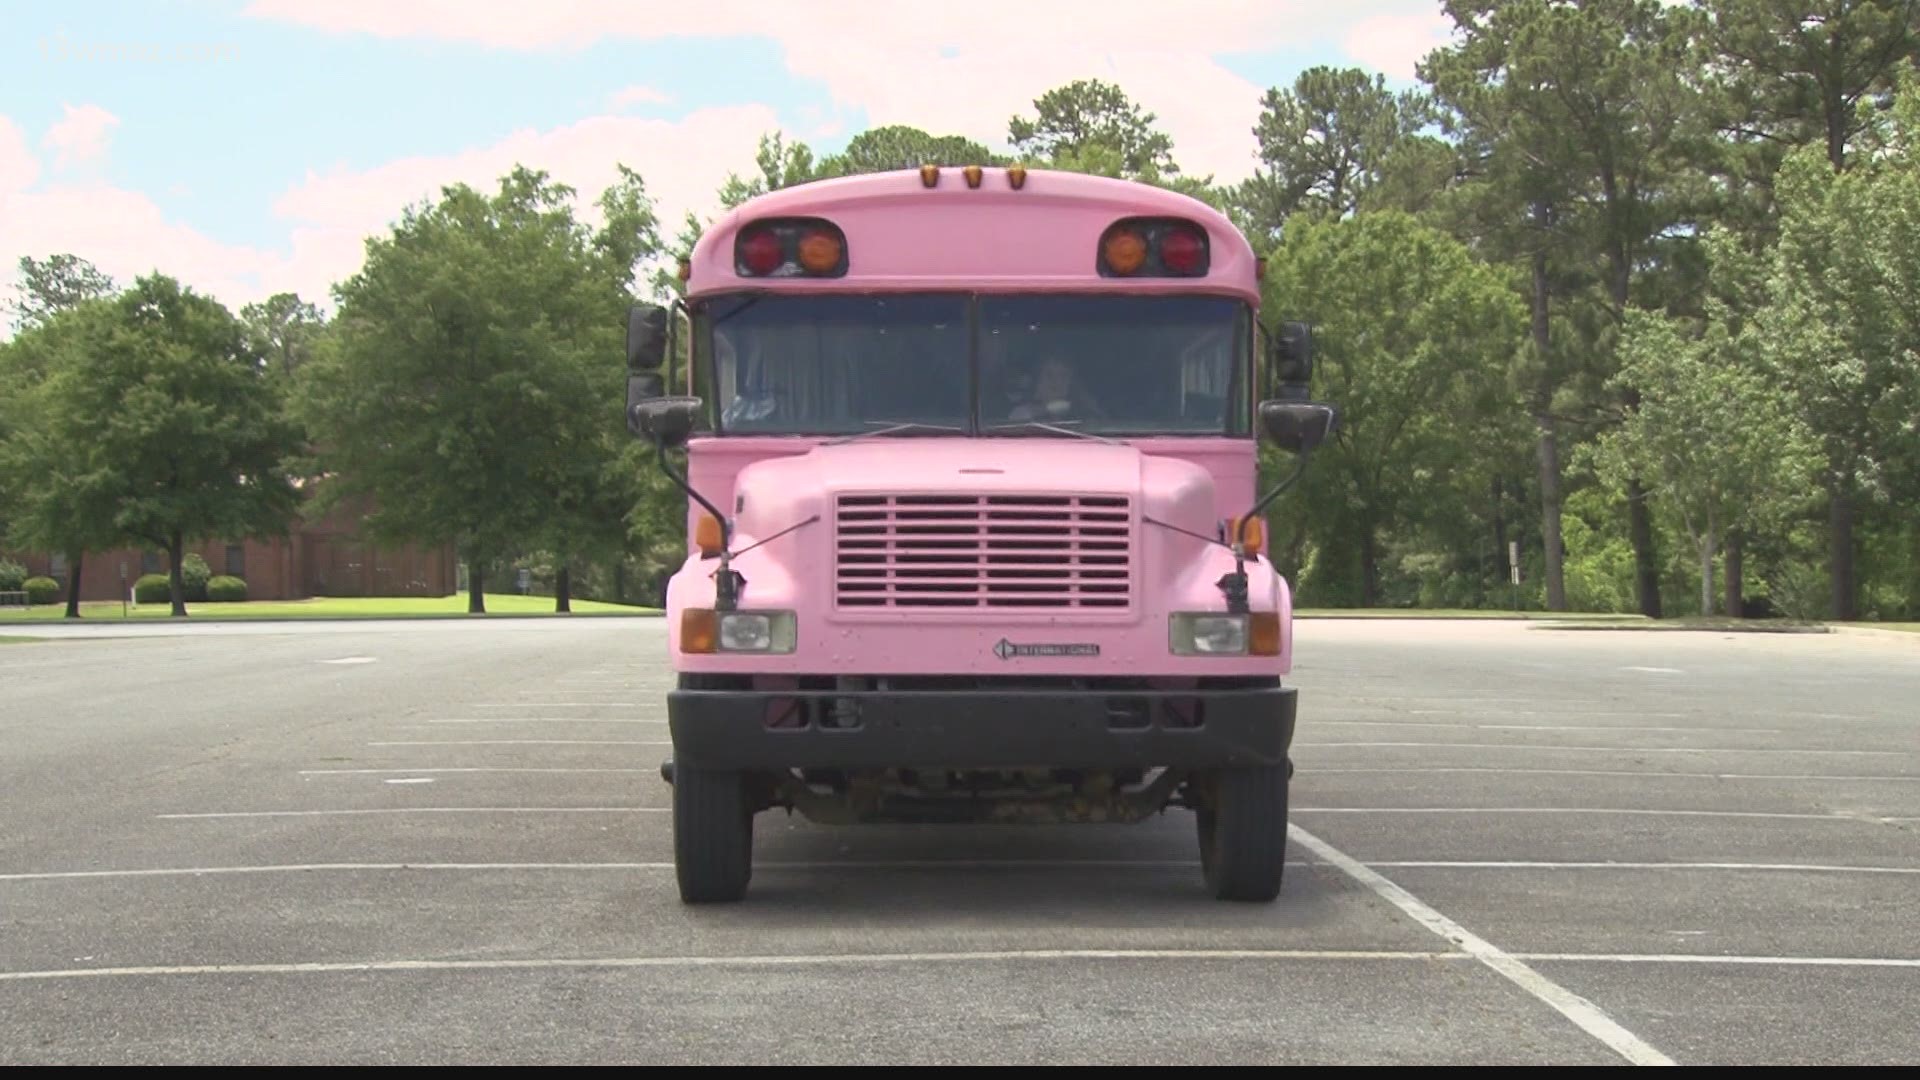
[
  {"left": 1009, "top": 79, "right": 1179, "bottom": 178},
  {"left": 1423, "top": 0, "right": 1709, "bottom": 616},
  {"left": 0, "top": 255, "right": 120, "bottom": 616},
  {"left": 295, "top": 165, "right": 661, "bottom": 614},
  {"left": 1237, "top": 66, "right": 1439, "bottom": 244},
  {"left": 0, "top": 303, "right": 124, "bottom": 617},
  {"left": 1750, "top": 77, "right": 1920, "bottom": 618},
  {"left": 6, "top": 254, "right": 116, "bottom": 333},
  {"left": 818, "top": 125, "right": 1002, "bottom": 174},
  {"left": 1588, "top": 299, "right": 1818, "bottom": 616},
  {"left": 1265, "top": 212, "right": 1526, "bottom": 606},
  {"left": 29, "top": 275, "right": 300, "bottom": 616},
  {"left": 240, "top": 292, "right": 327, "bottom": 379}
]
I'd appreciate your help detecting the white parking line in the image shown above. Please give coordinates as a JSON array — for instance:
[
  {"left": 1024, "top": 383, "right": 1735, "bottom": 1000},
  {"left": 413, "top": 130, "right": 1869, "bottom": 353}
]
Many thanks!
[
  {"left": 1288, "top": 824, "right": 1676, "bottom": 1067},
  {"left": 0, "top": 859, "right": 1229, "bottom": 883},
  {"left": 157, "top": 808, "right": 666, "bottom": 819},
  {"left": 299, "top": 760, "right": 652, "bottom": 768},
  {"left": 1298, "top": 742, "right": 1904, "bottom": 757},
  {"left": 0, "top": 948, "right": 1461, "bottom": 983},
  {"left": 1313, "top": 722, "right": 1782, "bottom": 734},
  {"left": 1409, "top": 710, "right": 1687, "bottom": 719},
  {"left": 1367, "top": 860, "right": 1920, "bottom": 875},
  {"left": 1314, "top": 767, "right": 1920, "bottom": 782},
  {"left": 475, "top": 703, "right": 635, "bottom": 708},
  {"left": 1514, "top": 953, "right": 1920, "bottom": 969},
  {"left": 368, "top": 740, "right": 671, "bottom": 747},
  {"left": 1293, "top": 807, "right": 1878, "bottom": 823},
  {"left": 5, "top": 948, "right": 1915, "bottom": 984},
  {"left": 425, "top": 718, "right": 664, "bottom": 725}
]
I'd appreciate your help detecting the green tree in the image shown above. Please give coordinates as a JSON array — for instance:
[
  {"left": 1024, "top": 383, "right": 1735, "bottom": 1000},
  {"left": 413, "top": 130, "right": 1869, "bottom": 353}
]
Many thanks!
[
  {"left": 1423, "top": 0, "right": 1708, "bottom": 617},
  {"left": 0, "top": 303, "right": 125, "bottom": 617},
  {"left": 0, "top": 255, "right": 119, "bottom": 616},
  {"left": 1751, "top": 79, "right": 1920, "bottom": 619},
  {"left": 1009, "top": 79, "right": 1178, "bottom": 178},
  {"left": 34, "top": 275, "right": 299, "bottom": 616},
  {"left": 1701, "top": 0, "right": 1920, "bottom": 617},
  {"left": 1266, "top": 212, "right": 1526, "bottom": 606},
  {"left": 1589, "top": 300, "right": 1818, "bottom": 616},
  {"left": 1237, "top": 66, "right": 1439, "bottom": 243},
  {"left": 6, "top": 254, "right": 116, "bottom": 332},
  {"left": 240, "top": 292, "right": 327, "bottom": 379},
  {"left": 818, "top": 125, "right": 1002, "bottom": 174},
  {"left": 295, "top": 165, "right": 662, "bottom": 614}
]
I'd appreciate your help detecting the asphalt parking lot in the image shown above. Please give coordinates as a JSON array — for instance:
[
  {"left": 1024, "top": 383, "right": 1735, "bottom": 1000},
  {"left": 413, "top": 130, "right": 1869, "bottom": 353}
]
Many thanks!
[{"left": 2, "top": 617, "right": 1916, "bottom": 1065}]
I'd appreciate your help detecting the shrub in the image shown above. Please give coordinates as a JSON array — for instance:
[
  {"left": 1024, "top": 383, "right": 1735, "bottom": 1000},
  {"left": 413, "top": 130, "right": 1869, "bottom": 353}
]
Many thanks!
[
  {"left": 206, "top": 575, "right": 248, "bottom": 602},
  {"left": 181, "top": 553, "right": 211, "bottom": 602},
  {"left": 134, "top": 573, "right": 173, "bottom": 604},
  {"left": 24, "top": 576, "right": 61, "bottom": 605},
  {"left": 0, "top": 559, "right": 26, "bottom": 593}
]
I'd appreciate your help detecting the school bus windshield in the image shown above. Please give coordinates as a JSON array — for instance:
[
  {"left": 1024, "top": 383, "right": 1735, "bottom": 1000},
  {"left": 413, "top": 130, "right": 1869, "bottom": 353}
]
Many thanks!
[{"left": 705, "top": 292, "right": 1251, "bottom": 437}]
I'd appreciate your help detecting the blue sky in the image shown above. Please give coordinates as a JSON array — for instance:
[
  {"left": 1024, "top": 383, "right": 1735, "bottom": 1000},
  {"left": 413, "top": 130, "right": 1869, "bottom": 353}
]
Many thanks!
[{"left": 0, "top": 0, "right": 1455, "bottom": 320}]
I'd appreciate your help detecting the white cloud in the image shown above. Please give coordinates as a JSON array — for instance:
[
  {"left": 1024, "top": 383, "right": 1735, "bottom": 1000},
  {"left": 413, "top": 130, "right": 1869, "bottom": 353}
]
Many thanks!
[
  {"left": 243, "top": 0, "right": 1451, "bottom": 183},
  {"left": 1342, "top": 11, "right": 1456, "bottom": 83},
  {"left": 42, "top": 104, "right": 121, "bottom": 170},
  {"left": 0, "top": 115, "right": 38, "bottom": 192},
  {"left": 3, "top": 104, "right": 779, "bottom": 325},
  {"left": 606, "top": 85, "right": 672, "bottom": 111},
  {"left": 273, "top": 103, "right": 784, "bottom": 300}
]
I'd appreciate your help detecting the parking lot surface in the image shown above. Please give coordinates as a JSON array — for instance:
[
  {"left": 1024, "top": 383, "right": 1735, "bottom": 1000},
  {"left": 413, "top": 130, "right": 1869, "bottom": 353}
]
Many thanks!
[{"left": 3, "top": 618, "right": 1916, "bottom": 1064}]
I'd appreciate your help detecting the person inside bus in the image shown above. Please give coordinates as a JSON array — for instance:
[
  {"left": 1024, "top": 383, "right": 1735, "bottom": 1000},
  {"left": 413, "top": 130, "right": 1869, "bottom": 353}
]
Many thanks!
[{"left": 1004, "top": 355, "right": 1105, "bottom": 424}]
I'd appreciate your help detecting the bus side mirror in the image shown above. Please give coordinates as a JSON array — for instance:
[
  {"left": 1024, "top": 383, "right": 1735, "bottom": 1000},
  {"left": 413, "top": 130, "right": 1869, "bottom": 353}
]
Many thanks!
[
  {"left": 1270, "top": 321, "right": 1313, "bottom": 401},
  {"left": 1258, "top": 400, "right": 1337, "bottom": 455},
  {"left": 630, "top": 395, "right": 704, "bottom": 450},
  {"left": 626, "top": 303, "right": 669, "bottom": 373}
]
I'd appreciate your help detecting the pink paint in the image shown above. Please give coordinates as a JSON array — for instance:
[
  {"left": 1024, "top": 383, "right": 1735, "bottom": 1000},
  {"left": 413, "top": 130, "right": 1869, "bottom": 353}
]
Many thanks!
[{"left": 666, "top": 167, "right": 1290, "bottom": 678}]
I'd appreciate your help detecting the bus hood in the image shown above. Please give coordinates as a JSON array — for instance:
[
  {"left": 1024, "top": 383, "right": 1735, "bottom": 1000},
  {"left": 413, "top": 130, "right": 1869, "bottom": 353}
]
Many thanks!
[{"left": 726, "top": 437, "right": 1222, "bottom": 551}]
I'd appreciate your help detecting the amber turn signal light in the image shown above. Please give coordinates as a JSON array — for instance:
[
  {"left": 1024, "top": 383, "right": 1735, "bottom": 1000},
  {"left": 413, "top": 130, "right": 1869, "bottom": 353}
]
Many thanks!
[
  {"left": 1250, "top": 612, "right": 1282, "bottom": 656},
  {"left": 693, "top": 513, "right": 725, "bottom": 557},
  {"left": 1231, "top": 515, "right": 1266, "bottom": 556},
  {"left": 1101, "top": 228, "right": 1148, "bottom": 275},
  {"left": 680, "top": 608, "right": 717, "bottom": 654}
]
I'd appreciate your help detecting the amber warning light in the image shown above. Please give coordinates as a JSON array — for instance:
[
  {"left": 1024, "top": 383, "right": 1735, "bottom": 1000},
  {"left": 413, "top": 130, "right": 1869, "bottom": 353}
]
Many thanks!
[
  {"left": 734, "top": 218, "right": 848, "bottom": 278},
  {"left": 1098, "top": 218, "right": 1209, "bottom": 277}
]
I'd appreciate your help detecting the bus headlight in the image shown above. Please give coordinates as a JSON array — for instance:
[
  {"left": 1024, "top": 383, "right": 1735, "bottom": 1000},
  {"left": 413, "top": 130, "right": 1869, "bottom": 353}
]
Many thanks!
[
  {"left": 719, "top": 610, "right": 797, "bottom": 653},
  {"left": 1170, "top": 613, "right": 1247, "bottom": 655},
  {"left": 1169, "top": 612, "right": 1282, "bottom": 656},
  {"left": 681, "top": 609, "right": 798, "bottom": 654}
]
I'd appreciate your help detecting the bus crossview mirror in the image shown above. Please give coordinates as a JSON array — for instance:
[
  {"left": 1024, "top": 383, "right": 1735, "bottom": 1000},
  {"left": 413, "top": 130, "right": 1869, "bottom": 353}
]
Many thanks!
[
  {"left": 627, "top": 372, "right": 665, "bottom": 411},
  {"left": 629, "top": 395, "right": 703, "bottom": 449},
  {"left": 1270, "top": 321, "right": 1313, "bottom": 400},
  {"left": 626, "top": 303, "right": 669, "bottom": 371},
  {"left": 1258, "top": 400, "right": 1337, "bottom": 455}
]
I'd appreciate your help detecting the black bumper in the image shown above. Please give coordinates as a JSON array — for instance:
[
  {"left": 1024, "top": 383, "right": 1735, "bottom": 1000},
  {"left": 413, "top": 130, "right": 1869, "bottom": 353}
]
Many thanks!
[{"left": 667, "top": 684, "right": 1296, "bottom": 771}]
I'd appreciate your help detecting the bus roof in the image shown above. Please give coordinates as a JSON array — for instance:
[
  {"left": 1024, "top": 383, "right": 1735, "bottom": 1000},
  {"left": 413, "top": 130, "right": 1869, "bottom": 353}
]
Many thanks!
[{"left": 682, "top": 166, "right": 1261, "bottom": 305}]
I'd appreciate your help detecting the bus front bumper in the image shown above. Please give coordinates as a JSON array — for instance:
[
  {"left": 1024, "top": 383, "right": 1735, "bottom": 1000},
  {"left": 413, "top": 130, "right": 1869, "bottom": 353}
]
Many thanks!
[{"left": 665, "top": 684, "right": 1296, "bottom": 771}]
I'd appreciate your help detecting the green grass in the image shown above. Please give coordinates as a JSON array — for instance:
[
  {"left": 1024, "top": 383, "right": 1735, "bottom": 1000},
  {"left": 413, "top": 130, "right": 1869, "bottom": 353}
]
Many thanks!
[
  {"left": 0, "top": 634, "right": 43, "bottom": 643},
  {"left": 1295, "top": 608, "right": 1646, "bottom": 621},
  {"left": 0, "top": 593, "right": 659, "bottom": 622}
]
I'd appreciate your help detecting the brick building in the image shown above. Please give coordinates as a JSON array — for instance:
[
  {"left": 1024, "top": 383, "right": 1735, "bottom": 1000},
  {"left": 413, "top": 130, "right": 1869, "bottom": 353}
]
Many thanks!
[{"left": 5, "top": 498, "right": 457, "bottom": 602}]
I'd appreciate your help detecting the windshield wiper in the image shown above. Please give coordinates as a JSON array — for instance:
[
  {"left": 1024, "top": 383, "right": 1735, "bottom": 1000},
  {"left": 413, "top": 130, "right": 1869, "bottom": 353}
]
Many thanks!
[
  {"left": 983, "top": 420, "right": 1119, "bottom": 445},
  {"left": 825, "top": 420, "right": 968, "bottom": 445}
]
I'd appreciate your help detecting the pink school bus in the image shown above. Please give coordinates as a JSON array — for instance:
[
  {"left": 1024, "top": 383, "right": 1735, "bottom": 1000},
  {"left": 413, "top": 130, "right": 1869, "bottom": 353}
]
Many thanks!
[{"left": 623, "top": 164, "right": 1336, "bottom": 904}]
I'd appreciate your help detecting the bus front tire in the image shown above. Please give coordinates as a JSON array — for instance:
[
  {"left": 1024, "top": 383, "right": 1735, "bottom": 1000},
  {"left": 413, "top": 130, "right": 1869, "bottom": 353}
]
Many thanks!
[
  {"left": 672, "top": 765, "right": 753, "bottom": 903},
  {"left": 1196, "top": 763, "right": 1289, "bottom": 902}
]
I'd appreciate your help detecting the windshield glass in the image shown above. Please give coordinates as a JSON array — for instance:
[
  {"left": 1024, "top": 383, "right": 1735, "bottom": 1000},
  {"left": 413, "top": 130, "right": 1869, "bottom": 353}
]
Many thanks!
[
  {"left": 710, "top": 294, "right": 970, "bottom": 434},
  {"left": 706, "top": 293, "right": 1249, "bottom": 436}
]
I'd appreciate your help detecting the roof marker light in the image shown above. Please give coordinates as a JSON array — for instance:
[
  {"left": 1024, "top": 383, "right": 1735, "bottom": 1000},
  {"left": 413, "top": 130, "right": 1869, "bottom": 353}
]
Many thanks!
[
  {"left": 963, "top": 165, "right": 983, "bottom": 188},
  {"left": 920, "top": 164, "right": 940, "bottom": 187}
]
